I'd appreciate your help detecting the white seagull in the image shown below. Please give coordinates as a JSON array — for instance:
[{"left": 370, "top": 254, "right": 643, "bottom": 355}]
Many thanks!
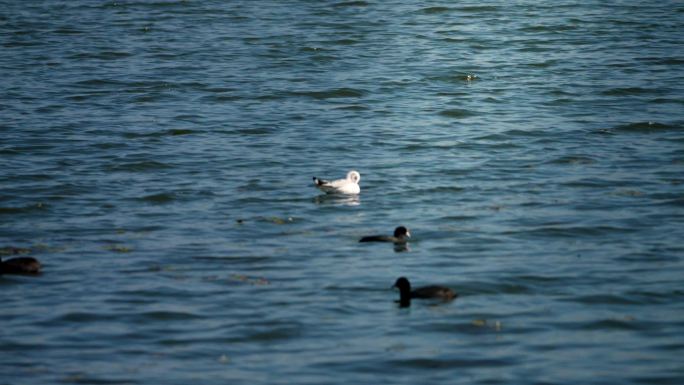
[{"left": 313, "top": 170, "right": 361, "bottom": 195}]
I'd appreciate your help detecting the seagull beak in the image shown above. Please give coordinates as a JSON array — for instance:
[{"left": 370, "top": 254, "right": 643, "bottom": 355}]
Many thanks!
[{"left": 406, "top": 230, "right": 411, "bottom": 238}]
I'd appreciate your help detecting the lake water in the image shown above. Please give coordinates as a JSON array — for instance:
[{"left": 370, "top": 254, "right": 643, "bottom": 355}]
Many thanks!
[{"left": 1, "top": 1, "right": 683, "bottom": 384}]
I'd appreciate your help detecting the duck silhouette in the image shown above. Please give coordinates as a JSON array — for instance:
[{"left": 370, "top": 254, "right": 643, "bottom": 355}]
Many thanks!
[
  {"left": 359, "top": 226, "right": 410, "bottom": 243},
  {"left": 392, "top": 277, "right": 457, "bottom": 307},
  {"left": 1, "top": 257, "right": 41, "bottom": 275}
]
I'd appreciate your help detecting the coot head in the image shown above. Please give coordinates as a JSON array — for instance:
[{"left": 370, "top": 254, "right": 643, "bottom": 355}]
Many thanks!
[
  {"left": 392, "top": 277, "right": 412, "bottom": 307},
  {"left": 393, "top": 276, "right": 411, "bottom": 291},
  {"left": 393, "top": 226, "right": 410, "bottom": 239}
]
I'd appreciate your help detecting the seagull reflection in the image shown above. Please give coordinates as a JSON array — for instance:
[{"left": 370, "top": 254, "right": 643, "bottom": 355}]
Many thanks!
[{"left": 313, "top": 193, "right": 360, "bottom": 207}]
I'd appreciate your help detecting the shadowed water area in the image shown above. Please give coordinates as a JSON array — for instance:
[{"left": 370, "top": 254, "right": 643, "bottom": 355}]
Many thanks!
[{"left": 1, "top": 1, "right": 684, "bottom": 384}]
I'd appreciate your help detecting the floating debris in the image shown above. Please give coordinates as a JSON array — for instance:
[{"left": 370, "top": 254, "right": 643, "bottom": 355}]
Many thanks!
[
  {"left": 472, "top": 319, "right": 487, "bottom": 327},
  {"left": 106, "top": 245, "right": 132, "bottom": 253},
  {"left": 613, "top": 189, "right": 644, "bottom": 197},
  {"left": 229, "top": 274, "right": 270, "bottom": 285},
  {"left": 235, "top": 216, "right": 295, "bottom": 225},
  {"left": 262, "top": 216, "right": 294, "bottom": 225},
  {"left": 472, "top": 319, "right": 502, "bottom": 332},
  {"left": 0, "top": 246, "right": 32, "bottom": 256}
]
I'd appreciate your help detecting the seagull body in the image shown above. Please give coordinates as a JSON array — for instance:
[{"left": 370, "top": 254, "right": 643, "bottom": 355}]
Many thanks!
[{"left": 313, "top": 170, "right": 360, "bottom": 195}]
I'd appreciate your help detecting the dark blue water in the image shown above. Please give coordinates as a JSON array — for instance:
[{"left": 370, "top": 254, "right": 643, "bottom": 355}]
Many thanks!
[{"left": 2, "top": 1, "right": 684, "bottom": 384}]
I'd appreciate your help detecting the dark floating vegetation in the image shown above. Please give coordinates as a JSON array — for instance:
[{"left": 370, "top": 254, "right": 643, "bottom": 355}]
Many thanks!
[
  {"left": 105, "top": 244, "right": 133, "bottom": 253},
  {"left": 0, "top": 246, "right": 32, "bottom": 256}
]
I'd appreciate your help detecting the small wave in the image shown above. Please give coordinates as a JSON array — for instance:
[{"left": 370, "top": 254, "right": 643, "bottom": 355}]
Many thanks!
[
  {"left": 60, "top": 373, "right": 134, "bottom": 385},
  {"left": 439, "top": 108, "right": 477, "bottom": 118},
  {"left": 473, "top": 133, "right": 508, "bottom": 141},
  {"left": 457, "top": 281, "right": 533, "bottom": 295},
  {"left": 387, "top": 356, "right": 513, "bottom": 369},
  {"left": 601, "top": 87, "right": 659, "bottom": 96},
  {"left": 122, "top": 129, "right": 198, "bottom": 138},
  {"left": 35, "top": 104, "right": 65, "bottom": 113},
  {"left": 247, "top": 326, "right": 302, "bottom": 342},
  {"left": 201, "top": 94, "right": 242, "bottom": 102},
  {"left": 0, "top": 203, "right": 48, "bottom": 215},
  {"left": 578, "top": 318, "right": 646, "bottom": 331},
  {"left": 413, "top": 186, "right": 465, "bottom": 194},
  {"left": 231, "top": 127, "right": 274, "bottom": 135},
  {"left": 53, "top": 28, "right": 83, "bottom": 35},
  {"left": 138, "top": 310, "right": 202, "bottom": 321},
  {"left": 332, "top": 1, "right": 368, "bottom": 7},
  {"left": 430, "top": 74, "right": 478, "bottom": 83},
  {"left": 640, "top": 57, "right": 684, "bottom": 66},
  {"left": 74, "top": 78, "right": 126, "bottom": 88},
  {"left": 519, "top": 25, "right": 553, "bottom": 33},
  {"left": 333, "top": 104, "right": 369, "bottom": 111},
  {"left": 547, "top": 155, "right": 596, "bottom": 165},
  {"left": 441, "top": 214, "right": 478, "bottom": 221},
  {"left": 509, "top": 225, "right": 637, "bottom": 238},
  {"left": 138, "top": 192, "right": 176, "bottom": 204},
  {"left": 505, "top": 129, "right": 542, "bottom": 137},
  {"left": 290, "top": 88, "right": 366, "bottom": 99},
  {"left": 107, "top": 161, "right": 172, "bottom": 172},
  {"left": 53, "top": 312, "right": 114, "bottom": 323},
  {"left": 616, "top": 252, "right": 681, "bottom": 263},
  {"left": 69, "top": 51, "right": 132, "bottom": 60},
  {"left": 611, "top": 121, "right": 677, "bottom": 133},
  {"left": 654, "top": 197, "right": 684, "bottom": 207},
  {"left": 650, "top": 98, "right": 684, "bottom": 105},
  {"left": 420, "top": 6, "right": 451, "bottom": 14},
  {"left": 517, "top": 45, "right": 554, "bottom": 53},
  {"left": 565, "top": 294, "right": 642, "bottom": 305},
  {"left": 330, "top": 39, "right": 359, "bottom": 46},
  {"left": 526, "top": 59, "right": 558, "bottom": 68},
  {"left": 167, "top": 128, "right": 195, "bottom": 136},
  {"left": 513, "top": 274, "right": 572, "bottom": 286},
  {"left": 456, "top": 5, "right": 500, "bottom": 12}
]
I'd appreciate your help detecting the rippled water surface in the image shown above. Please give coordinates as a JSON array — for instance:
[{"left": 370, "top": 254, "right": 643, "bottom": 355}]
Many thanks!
[{"left": 2, "top": 1, "right": 684, "bottom": 384}]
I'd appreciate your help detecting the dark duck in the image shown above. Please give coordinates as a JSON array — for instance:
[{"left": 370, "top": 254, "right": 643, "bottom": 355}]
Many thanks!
[
  {"left": 392, "top": 277, "right": 457, "bottom": 307},
  {"left": 0, "top": 257, "right": 42, "bottom": 275},
  {"left": 359, "top": 226, "right": 410, "bottom": 244}
]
